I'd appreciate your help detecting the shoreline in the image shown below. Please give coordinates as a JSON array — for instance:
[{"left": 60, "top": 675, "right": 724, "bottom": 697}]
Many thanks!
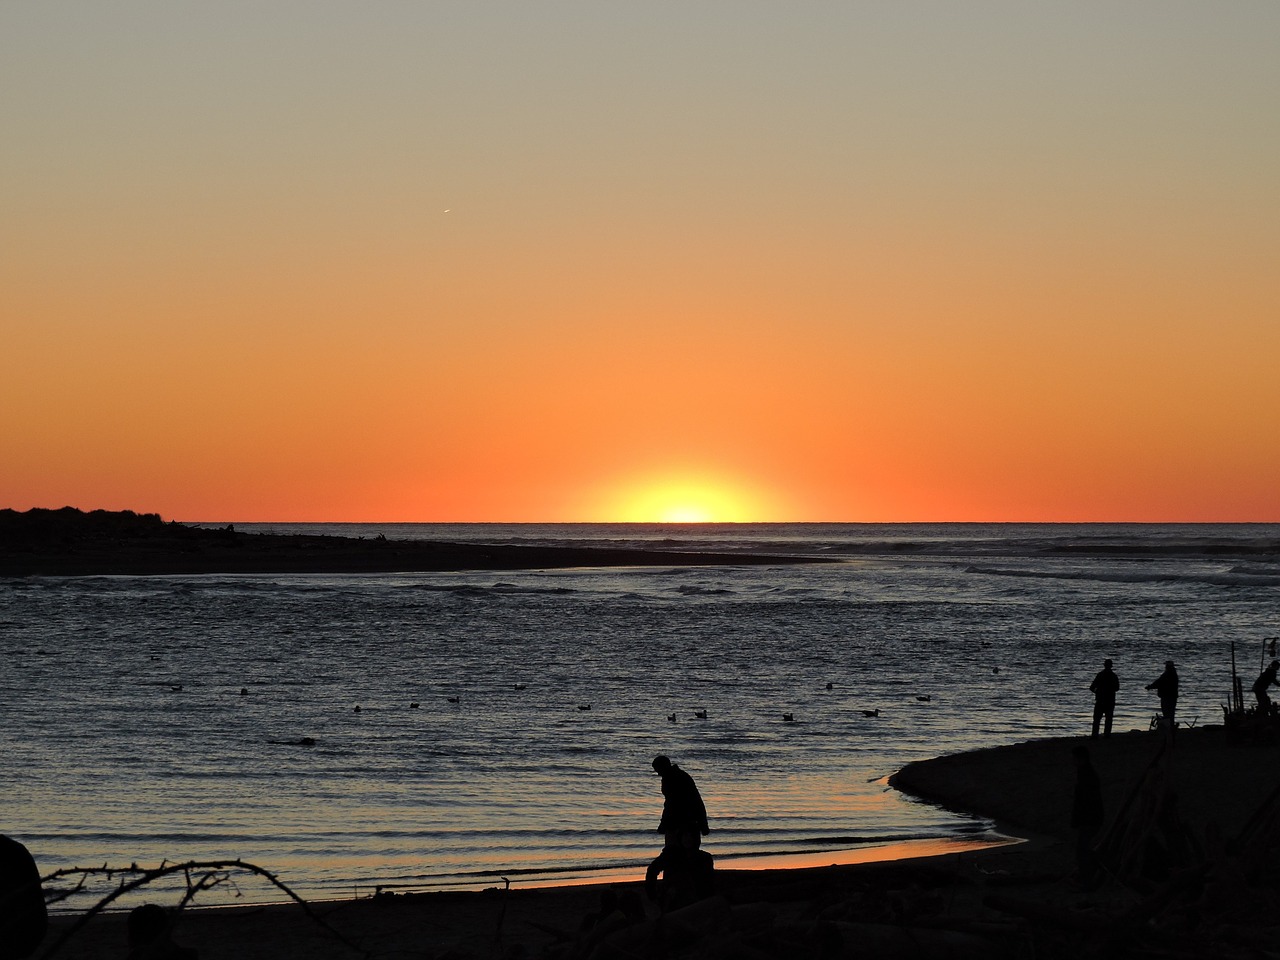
[
  {"left": 1, "top": 508, "right": 830, "bottom": 577},
  {"left": 42, "top": 725, "right": 1280, "bottom": 958}
]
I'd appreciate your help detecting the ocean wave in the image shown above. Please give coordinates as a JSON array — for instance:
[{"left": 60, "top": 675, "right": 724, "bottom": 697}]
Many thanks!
[
  {"left": 489, "top": 583, "right": 577, "bottom": 596},
  {"left": 965, "top": 565, "right": 1280, "bottom": 588}
]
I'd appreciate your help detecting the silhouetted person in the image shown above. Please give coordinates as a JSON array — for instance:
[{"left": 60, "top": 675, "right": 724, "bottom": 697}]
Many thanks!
[
  {"left": 125, "top": 904, "right": 198, "bottom": 960},
  {"left": 645, "top": 831, "right": 715, "bottom": 911},
  {"left": 652, "top": 755, "right": 709, "bottom": 846},
  {"left": 1090, "top": 658, "right": 1119, "bottom": 738},
  {"left": 1070, "top": 745, "right": 1105, "bottom": 885},
  {"left": 1253, "top": 660, "right": 1280, "bottom": 717},
  {"left": 1146, "top": 660, "right": 1179, "bottom": 738},
  {"left": 0, "top": 834, "right": 46, "bottom": 960}
]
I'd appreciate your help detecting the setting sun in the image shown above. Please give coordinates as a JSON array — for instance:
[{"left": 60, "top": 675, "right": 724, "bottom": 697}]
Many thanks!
[{"left": 607, "top": 473, "right": 779, "bottom": 523}]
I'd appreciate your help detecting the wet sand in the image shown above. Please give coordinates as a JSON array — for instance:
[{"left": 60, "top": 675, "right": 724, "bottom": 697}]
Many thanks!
[{"left": 40, "top": 725, "right": 1280, "bottom": 959}]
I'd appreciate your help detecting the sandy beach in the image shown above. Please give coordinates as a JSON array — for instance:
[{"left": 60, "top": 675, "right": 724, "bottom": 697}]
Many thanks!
[{"left": 36, "top": 724, "right": 1280, "bottom": 959}]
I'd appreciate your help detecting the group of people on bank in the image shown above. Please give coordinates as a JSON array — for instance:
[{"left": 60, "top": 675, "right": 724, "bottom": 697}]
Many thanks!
[
  {"left": 1088, "top": 658, "right": 1181, "bottom": 738},
  {"left": 1090, "top": 655, "right": 1280, "bottom": 739}
]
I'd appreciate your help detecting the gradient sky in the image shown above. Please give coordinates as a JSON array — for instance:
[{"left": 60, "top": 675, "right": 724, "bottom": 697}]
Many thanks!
[{"left": 4, "top": 2, "right": 1278, "bottom": 521}]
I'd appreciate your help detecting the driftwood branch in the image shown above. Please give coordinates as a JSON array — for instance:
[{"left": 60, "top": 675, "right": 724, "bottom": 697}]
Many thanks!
[{"left": 37, "top": 859, "right": 366, "bottom": 960}]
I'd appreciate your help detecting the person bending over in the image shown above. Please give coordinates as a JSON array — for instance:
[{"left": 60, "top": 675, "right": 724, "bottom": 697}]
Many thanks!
[{"left": 652, "top": 755, "right": 709, "bottom": 847}]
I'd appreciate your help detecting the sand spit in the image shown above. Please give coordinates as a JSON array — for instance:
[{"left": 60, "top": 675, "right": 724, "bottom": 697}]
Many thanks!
[{"left": 0, "top": 508, "right": 829, "bottom": 577}]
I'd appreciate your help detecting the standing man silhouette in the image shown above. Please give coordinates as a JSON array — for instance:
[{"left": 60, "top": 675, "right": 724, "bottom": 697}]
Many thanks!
[
  {"left": 652, "top": 755, "right": 709, "bottom": 848},
  {"left": 1146, "top": 660, "right": 1179, "bottom": 738},
  {"left": 1089, "top": 659, "right": 1120, "bottom": 739},
  {"left": 1070, "top": 745, "right": 1105, "bottom": 885}
]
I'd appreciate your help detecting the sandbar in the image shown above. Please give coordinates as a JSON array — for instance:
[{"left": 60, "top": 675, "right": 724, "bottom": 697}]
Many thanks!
[{"left": 0, "top": 508, "right": 830, "bottom": 577}]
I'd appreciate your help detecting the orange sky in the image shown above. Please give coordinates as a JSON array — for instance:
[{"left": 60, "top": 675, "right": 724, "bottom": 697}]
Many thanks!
[{"left": 3, "top": 3, "right": 1278, "bottom": 521}]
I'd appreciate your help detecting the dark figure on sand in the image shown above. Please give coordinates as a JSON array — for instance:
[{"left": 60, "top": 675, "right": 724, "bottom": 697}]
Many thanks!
[
  {"left": 1070, "top": 745, "right": 1105, "bottom": 885},
  {"left": 125, "top": 904, "right": 198, "bottom": 960},
  {"left": 1253, "top": 660, "right": 1280, "bottom": 717},
  {"left": 652, "top": 755, "right": 709, "bottom": 846},
  {"left": 0, "top": 834, "right": 47, "bottom": 960},
  {"left": 1089, "top": 658, "right": 1119, "bottom": 739},
  {"left": 645, "top": 831, "right": 715, "bottom": 911},
  {"left": 1146, "top": 660, "right": 1179, "bottom": 737}
]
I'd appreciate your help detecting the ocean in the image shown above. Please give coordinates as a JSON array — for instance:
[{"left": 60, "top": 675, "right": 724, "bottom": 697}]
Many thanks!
[{"left": 3, "top": 523, "right": 1277, "bottom": 908}]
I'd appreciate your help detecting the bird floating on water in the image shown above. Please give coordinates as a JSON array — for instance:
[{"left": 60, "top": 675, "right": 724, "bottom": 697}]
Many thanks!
[
  {"left": 409, "top": 702, "right": 420, "bottom": 709},
  {"left": 916, "top": 695, "right": 931, "bottom": 702},
  {"left": 782, "top": 713, "right": 794, "bottom": 722},
  {"left": 170, "top": 684, "right": 183, "bottom": 692},
  {"left": 861, "top": 709, "right": 880, "bottom": 718},
  {"left": 825, "top": 682, "right": 834, "bottom": 690},
  {"left": 240, "top": 688, "right": 249, "bottom": 696},
  {"left": 693, "top": 710, "right": 708, "bottom": 719},
  {"left": 667, "top": 713, "right": 676, "bottom": 722},
  {"left": 578, "top": 703, "right": 592, "bottom": 711},
  {"left": 513, "top": 684, "right": 527, "bottom": 691},
  {"left": 447, "top": 696, "right": 461, "bottom": 704}
]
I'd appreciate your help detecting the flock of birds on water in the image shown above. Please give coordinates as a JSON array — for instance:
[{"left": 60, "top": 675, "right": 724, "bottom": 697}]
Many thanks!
[
  {"left": 136, "top": 653, "right": 937, "bottom": 748},
  {"left": 158, "top": 674, "right": 935, "bottom": 735}
]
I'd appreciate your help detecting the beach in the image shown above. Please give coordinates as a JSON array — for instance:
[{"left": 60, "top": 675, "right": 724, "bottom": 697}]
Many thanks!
[{"left": 38, "top": 725, "right": 1280, "bottom": 959}]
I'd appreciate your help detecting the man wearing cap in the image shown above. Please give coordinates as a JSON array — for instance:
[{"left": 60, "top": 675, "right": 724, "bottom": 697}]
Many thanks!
[
  {"left": 651, "top": 755, "right": 709, "bottom": 847},
  {"left": 1146, "top": 660, "right": 1180, "bottom": 738},
  {"left": 1089, "top": 658, "right": 1120, "bottom": 739}
]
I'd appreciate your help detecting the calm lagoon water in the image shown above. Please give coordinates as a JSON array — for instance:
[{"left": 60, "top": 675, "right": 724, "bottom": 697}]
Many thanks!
[{"left": 3, "top": 523, "right": 1277, "bottom": 905}]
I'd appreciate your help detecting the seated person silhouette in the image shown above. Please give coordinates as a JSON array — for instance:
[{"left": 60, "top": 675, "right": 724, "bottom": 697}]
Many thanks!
[
  {"left": 645, "top": 830, "right": 714, "bottom": 912},
  {"left": 1, "top": 834, "right": 47, "bottom": 960},
  {"left": 125, "top": 904, "right": 198, "bottom": 960}
]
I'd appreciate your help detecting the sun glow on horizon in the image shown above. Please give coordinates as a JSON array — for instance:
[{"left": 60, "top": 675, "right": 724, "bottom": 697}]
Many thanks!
[{"left": 606, "top": 473, "right": 782, "bottom": 524}]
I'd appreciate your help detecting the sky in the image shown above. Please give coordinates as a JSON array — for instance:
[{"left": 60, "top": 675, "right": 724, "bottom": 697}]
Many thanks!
[{"left": 3, "top": 2, "right": 1278, "bottom": 522}]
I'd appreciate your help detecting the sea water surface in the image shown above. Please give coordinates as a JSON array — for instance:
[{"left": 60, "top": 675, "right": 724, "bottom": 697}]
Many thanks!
[{"left": 3, "top": 523, "right": 1277, "bottom": 906}]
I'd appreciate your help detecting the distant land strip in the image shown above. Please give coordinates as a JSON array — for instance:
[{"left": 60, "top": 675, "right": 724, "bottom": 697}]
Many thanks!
[{"left": 0, "top": 508, "right": 833, "bottom": 577}]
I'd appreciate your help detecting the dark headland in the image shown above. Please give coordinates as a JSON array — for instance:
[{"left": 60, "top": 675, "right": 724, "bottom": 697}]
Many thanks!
[{"left": 0, "top": 507, "right": 832, "bottom": 577}]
